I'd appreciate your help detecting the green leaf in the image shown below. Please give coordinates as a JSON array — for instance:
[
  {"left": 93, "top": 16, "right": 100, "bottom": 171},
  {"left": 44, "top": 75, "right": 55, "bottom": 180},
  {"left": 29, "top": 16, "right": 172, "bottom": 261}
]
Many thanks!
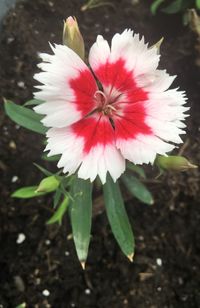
[
  {"left": 121, "top": 174, "right": 154, "bottom": 205},
  {"left": 47, "top": 196, "right": 69, "bottom": 225},
  {"left": 42, "top": 153, "right": 60, "bottom": 162},
  {"left": 12, "top": 186, "right": 46, "bottom": 198},
  {"left": 23, "top": 99, "right": 43, "bottom": 106},
  {"left": 150, "top": 0, "right": 166, "bottom": 14},
  {"left": 15, "top": 303, "right": 26, "bottom": 308},
  {"left": 127, "top": 163, "right": 146, "bottom": 179},
  {"left": 4, "top": 100, "right": 47, "bottom": 134},
  {"left": 33, "top": 163, "right": 52, "bottom": 176},
  {"left": 162, "top": 0, "right": 183, "bottom": 14},
  {"left": 70, "top": 177, "right": 93, "bottom": 267},
  {"left": 196, "top": 0, "right": 200, "bottom": 9},
  {"left": 103, "top": 174, "right": 135, "bottom": 260},
  {"left": 53, "top": 188, "right": 63, "bottom": 208}
]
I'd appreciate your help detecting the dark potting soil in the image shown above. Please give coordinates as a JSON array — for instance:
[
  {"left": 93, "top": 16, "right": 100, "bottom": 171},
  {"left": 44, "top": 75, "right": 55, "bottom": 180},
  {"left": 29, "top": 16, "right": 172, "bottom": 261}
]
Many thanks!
[{"left": 0, "top": 0, "right": 200, "bottom": 307}]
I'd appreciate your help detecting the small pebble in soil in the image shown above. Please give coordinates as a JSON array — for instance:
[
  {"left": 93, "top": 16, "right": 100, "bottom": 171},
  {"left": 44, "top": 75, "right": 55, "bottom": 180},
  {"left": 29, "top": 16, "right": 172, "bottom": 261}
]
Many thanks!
[
  {"left": 157, "top": 287, "right": 162, "bottom": 292},
  {"left": 156, "top": 258, "right": 162, "bottom": 266},
  {"left": 65, "top": 251, "right": 70, "bottom": 256},
  {"left": 17, "top": 81, "right": 25, "bottom": 89},
  {"left": 9, "top": 140, "right": 16, "bottom": 150},
  {"left": 14, "top": 275, "right": 25, "bottom": 292},
  {"left": 84, "top": 288, "right": 91, "bottom": 295},
  {"left": 45, "top": 239, "right": 51, "bottom": 245},
  {"left": 42, "top": 289, "right": 50, "bottom": 297},
  {"left": 70, "top": 303, "right": 75, "bottom": 307},
  {"left": 178, "top": 277, "right": 184, "bottom": 285},
  {"left": 7, "top": 37, "right": 15, "bottom": 44},
  {"left": 15, "top": 124, "right": 20, "bottom": 130},
  {"left": 11, "top": 175, "right": 19, "bottom": 183},
  {"left": 16, "top": 233, "right": 26, "bottom": 244}
]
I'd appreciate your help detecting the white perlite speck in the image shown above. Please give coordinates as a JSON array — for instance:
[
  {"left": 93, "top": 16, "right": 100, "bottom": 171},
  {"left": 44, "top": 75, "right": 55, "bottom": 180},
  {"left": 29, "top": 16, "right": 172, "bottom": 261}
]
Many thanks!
[
  {"left": 42, "top": 289, "right": 50, "bottom": 297},
  {"left": 16, "top": 233, "right": 26, "bottom": 244},
  {"left": 156, "top": 258, "right": 162, "bottom": 266}
]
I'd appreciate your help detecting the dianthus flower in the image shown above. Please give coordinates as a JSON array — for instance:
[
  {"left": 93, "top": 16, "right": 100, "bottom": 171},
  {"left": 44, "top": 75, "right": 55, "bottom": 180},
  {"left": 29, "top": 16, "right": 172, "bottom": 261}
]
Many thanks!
[{"left": 34, "top": 30, "right": 188, "bottom": 184}]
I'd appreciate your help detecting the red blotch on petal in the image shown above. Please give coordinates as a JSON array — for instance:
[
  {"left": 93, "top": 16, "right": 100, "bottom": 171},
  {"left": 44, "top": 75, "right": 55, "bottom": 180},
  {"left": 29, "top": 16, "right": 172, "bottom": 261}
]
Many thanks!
[
  {"left": 72, "top": 114, "right": 115, "bottom": 154},
  {"left": 95, "top": 58, "right": 147, "bottom": 102},
  {"left": 95, "top": 58, "right": 152, "bottom": 140},
  {"left": 69, "top": 69, "right": 98, "bottom": 116},
  {"left": 114, "top": 101, "right": 152, "bottom": 140}
]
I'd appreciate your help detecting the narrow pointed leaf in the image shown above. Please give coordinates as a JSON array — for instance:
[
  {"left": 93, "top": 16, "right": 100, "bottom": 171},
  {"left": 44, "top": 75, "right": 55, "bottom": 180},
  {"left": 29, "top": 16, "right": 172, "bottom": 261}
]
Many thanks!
[
  {"left": 23, "top": 99, "right": 43, "bottom": 106},
  {"left": 103, "top": 174, "right": 134, "bottom": 259},
  {"left": 162, "top": 0, "right": 183, "bottom": 14},
  {"left": 4, "top": 100, "right": 46, "bottom": 134},
  {"left": 42, "top": 153, "right": 60, "bottom": 162},
  {"left": 127, "top": 162, "right": 146, "bottom": 179},
  {"left": 122, "top": 174, "right": 154, "bottom": 205},
  {"left": 150, "top": 0, "right": 165, "bottom": 14},
  {"left": 196, "top": 0, "right": 200, "bottom": 9},
  {"left": 12, "top": 186, "right": 46, "bottom": 198},
  {"left": 70, "top": 178, "right": 93, "bottom": 264},
  {"left": 53, "top": 188, "right": 63, "bottom": 208},
  {"left": 33, "top": 163, "right": 52, "bottom": 176},
  {"left": 47, "top": 196, "right": 69, "bottom": 225}
]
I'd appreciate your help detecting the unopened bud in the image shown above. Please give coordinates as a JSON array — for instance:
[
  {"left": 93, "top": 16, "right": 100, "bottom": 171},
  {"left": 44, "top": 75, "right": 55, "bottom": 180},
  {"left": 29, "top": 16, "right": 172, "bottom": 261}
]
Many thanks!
[
  {"left": 63, "top": 16, "right": 85, "bottom": 60},
  {"left": 36, "top": 176, "right": 60, "bottom": 193},
  {"left": 156, "top": 155, "right": 197, "bottom": 172}
]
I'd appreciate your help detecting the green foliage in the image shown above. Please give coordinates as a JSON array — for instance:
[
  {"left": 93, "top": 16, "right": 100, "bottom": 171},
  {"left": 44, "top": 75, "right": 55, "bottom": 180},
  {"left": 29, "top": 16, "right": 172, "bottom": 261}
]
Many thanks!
[
  {"left": 103, "top": 174, "right": 135, "bottom": 260},
  {"left": 81, "top": 0, "right": 115, "bottom": 11},
  {"left": 23, "top": 99, "right": 43, "bottom": 106},
  {"left": 42, "top": 153, "right": 60, "bottom": 162},
  {"left": 151, "top": 0, "right": 199, "bottom": 17},
  {"left": 12, "top": 186, "right": 45, "bottom": 198},
  {"left": 121, "top": 174, "right": 154, "bottom": 205},
  {"left": 4, "top": 100, "right": 46, "bottom": 134},
  {"left": 70, "top": 177, "right": 93, "bottom": 266},
  {"left": 151, "top": 0, "right": 165, "bottom": 14},
  {"left": 127, "top": 162, "right": 146, "bottom": 179},
  {"left": 47, "top": 196, "right": 69, "bottom": 225},
  {"left": 197, "top": 0, "right": 200, "bottom": 9},
  {"left": 15, "top": 303, "right": 26, "bottom": 308}
]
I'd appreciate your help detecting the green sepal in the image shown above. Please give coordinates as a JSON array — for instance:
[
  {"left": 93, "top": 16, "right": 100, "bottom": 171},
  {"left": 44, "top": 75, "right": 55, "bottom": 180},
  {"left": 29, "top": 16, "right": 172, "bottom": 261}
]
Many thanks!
[{"left": 12, "top": 186, "right": 46, "bottom": 198}]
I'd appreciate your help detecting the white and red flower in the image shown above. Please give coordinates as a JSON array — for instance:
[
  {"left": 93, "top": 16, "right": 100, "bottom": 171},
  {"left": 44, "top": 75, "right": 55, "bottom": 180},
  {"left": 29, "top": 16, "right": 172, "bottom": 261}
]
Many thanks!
[{"left": 34, "top": 29, "right": 188, "bottom": 184}]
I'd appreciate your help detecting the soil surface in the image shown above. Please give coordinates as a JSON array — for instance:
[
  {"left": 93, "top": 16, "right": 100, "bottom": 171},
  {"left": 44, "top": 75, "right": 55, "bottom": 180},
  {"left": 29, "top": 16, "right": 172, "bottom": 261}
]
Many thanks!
[{"left": 0, "top": 0, "right": 200, "bottom": 307}]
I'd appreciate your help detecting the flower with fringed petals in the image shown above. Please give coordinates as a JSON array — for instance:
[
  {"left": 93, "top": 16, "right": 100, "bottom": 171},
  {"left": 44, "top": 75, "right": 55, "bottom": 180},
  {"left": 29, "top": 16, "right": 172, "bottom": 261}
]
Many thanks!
[{"left": 34, "top": 29, "right": 188, "bottom": 184}]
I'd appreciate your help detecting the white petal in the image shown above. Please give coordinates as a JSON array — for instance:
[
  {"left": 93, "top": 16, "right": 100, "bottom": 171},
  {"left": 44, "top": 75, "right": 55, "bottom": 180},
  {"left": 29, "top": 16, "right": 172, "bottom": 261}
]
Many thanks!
[
  {"left": 34, "top": 44, "right": 97, "bottom": 128},
  {"left": 88, "top": 35, "right": 110, "bottom": 71},
  {"left": 78, "top": 145, "right": 125, "bottom": 184},
  {"left": 117, "top": 134, "right": 174, "bottom": 165}
]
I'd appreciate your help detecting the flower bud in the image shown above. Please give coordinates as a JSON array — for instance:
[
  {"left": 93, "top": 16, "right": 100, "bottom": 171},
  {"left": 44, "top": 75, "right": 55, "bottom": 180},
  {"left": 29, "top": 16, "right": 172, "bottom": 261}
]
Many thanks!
[
  {"left": 156, "top": 155, "right": 197, "bottom": 172},
  {"left": 63, "top": 16, "right": 85, "bottom": 60},
  {"left": 36, "top": 176, "right": 60, "bottom": 193}
]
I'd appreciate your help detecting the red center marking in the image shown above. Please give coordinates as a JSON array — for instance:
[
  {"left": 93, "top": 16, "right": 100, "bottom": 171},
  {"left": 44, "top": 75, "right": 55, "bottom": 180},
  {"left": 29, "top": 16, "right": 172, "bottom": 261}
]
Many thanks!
[{"left": 71, "top": 58, "right": 152, "bottom": 153}]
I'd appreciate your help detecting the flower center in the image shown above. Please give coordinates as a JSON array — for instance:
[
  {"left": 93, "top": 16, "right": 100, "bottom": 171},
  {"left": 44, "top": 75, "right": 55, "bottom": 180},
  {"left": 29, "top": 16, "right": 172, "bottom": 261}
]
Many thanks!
[{"left": 94, "top": 90, "right": 116, "bottom": 116}]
